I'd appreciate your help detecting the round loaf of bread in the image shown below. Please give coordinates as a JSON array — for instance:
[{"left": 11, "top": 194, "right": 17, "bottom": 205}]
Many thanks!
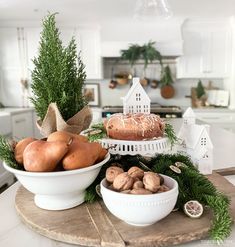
[{"left": 104, "top": 113, "right": 165, "bottom": 141}]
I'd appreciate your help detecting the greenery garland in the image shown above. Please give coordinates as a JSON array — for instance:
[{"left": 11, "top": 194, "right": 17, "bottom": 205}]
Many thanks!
[
  {"left": 85, "top": 153, "right": 233, "bottom": 242},
  {"left": 0, "top": 135, "right": 22, "bottom": 170}
]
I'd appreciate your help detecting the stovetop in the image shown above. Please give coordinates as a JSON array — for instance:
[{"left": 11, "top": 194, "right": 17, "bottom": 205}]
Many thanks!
[
  {"left": 102, "top": 104, "right": 183, "bottom": 118},
  {"left": 102, "top": 104, "right": 182, "bottom": 113}
]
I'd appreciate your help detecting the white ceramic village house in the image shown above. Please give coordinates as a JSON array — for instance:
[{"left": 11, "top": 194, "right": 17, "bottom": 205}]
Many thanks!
[
  {"left": 123, "top": 77, "right": 150, "bottom": 114},
  {"left": 177, "top": 107, "right": 213, "bottom": 175}
]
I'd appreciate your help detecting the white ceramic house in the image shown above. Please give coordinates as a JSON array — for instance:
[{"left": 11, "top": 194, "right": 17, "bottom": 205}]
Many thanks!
[
  {"left": 178, "top": 107, "right": 213, "bottom": 175},
  {"left": 122, "top": 77, "right": 150, "bottom": 114}
]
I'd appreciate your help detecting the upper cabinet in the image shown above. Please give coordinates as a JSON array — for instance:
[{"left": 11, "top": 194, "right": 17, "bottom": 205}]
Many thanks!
[
  {"left": 77, "top": 28, "right": 102, "bottom": 79},
  {"left": 25, "top": 27, "right": 101, "bottom": 79},
  {"left": 177, "top": 19, "right": 232, "bottom": 79}
]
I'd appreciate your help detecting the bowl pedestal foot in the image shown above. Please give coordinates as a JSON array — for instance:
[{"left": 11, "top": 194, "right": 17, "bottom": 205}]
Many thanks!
[{"left": 34, "top": 191, "right": 85, "bottom": 210}]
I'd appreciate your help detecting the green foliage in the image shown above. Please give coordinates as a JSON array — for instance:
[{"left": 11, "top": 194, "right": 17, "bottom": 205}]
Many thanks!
[
  {"left": 164, "top": 123, "right": 178, "bottom": 148},
  {"left": 0, "top": 135, "right": 22, "bottom": 170},
  {"left": 87, "top": 123, "right": 107, "bottom": 142},
  {"left": 196, "top": 80, "right": 206, "bottom": 99},
  {"left": 160, "top": 65, "right": 174, "bottom": 86},
  {"left": 121, "top": 41, "right": 162, "bottom": 68},
  {"left": 30, "top": 13, "right": 86, "bottom": 121},
  {"left": 141, "top": 41, "right": 162, "bottom": 69},
  {"left": 121, "top": 43, "right": 142, "bottom": 67},
  {"left": 205, "top": 194, "right": 232, "bottom": 242},
  {"left": 85, "top": 153, "right": 232, "bottom": 241}
]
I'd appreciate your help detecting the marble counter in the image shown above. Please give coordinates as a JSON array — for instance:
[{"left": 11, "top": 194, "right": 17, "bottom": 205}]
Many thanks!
[{"left": 1, "top": 119, "right": 235, "bottom": 247}]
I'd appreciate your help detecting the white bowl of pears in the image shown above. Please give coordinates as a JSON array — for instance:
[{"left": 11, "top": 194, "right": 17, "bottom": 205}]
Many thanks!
[{"left": 3, "top": 131, "right": 110, "bottom": 210}]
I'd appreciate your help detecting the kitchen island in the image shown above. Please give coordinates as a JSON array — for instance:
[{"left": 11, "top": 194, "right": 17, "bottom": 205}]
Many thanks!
[{"left": 0, "top": 119, "right": 235, "bottom": 247}]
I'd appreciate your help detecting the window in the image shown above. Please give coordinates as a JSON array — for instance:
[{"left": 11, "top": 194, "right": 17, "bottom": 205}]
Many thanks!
[
  {"left": 200, "top": 137, "right": 206, "bottom": 146},
  {"left": 136, "top": 93, "right": 141, "bottom": 101},
  {"left": 128, "top": 106, "right": 134, "bottom": 113}
]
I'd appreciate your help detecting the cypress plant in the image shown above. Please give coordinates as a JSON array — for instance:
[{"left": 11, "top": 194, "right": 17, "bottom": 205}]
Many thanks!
[{"left": 30, "top": 13, "right": 86, "bottom": 122}]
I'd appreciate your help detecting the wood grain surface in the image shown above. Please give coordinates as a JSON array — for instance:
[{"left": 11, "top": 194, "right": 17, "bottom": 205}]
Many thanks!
[{"left": 15, "top": 172, "right": 235, "bottom": 247}]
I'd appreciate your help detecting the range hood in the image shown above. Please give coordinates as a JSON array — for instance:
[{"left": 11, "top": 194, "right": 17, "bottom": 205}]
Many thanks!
[
  {"left": 100, "top": 19, "right": 184, "bottom": 57},
  {"left": 101, "top": 41, "right": 183, "bottom": 58}
]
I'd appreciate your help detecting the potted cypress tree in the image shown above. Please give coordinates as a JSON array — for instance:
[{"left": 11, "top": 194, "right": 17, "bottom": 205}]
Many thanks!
[
  {"left": 31, "top": 13, "right": 92, "bottom": 136},
  {"left": 160, "top": 65, "right": 175, "bottom": 99}
]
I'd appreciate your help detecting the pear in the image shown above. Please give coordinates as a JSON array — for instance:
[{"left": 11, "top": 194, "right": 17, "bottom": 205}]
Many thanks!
[
  {"left": 96, "top": 148, "right": 108, "bottom": 163},
  {"left": 14, "top": 137, "right": 37, "bottom": 164},
  {"left": 63, "top": 141, "right": 103, "bottom": 170},
  {"left": 47, "top": 131, "right": 88, "bottom": 143},
  {"left": 23, "top": 140, "right": 69, "bottom": 172}
]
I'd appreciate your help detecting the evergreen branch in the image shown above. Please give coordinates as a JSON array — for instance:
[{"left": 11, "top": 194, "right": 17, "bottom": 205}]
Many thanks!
[
  {"left": 85, "top": 123, "right": 107, "bottom": 142},
  {"left": 0, "top": 135, "right": 21, "bottom": 170},
  {"left": 204, "top": 194, "right": 232, "bottom": 243},
  {"left": 164, "top": 123, "right": 178, "bottom": 148}
]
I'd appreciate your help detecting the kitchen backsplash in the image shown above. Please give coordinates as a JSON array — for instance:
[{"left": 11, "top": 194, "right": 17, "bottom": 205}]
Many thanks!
[
  {"left": 86, "top": 78, "right": 224, "bottom": 108},
  {"left": 0, "top": 76, "right": 224, "bottom": 109}
]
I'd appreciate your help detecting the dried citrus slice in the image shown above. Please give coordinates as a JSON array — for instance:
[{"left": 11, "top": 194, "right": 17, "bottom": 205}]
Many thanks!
[
  {"left": 175, "top": 162, "right": 187, "bottom": 168},
  {"left": 184, "top": 200, "right": 203, "bottom": 218},
  {"left": 169, "top": 165, "right": 181, "bottom": 174}
]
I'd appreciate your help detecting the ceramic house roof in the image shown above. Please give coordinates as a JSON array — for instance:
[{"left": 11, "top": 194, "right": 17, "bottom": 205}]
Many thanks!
[
  {"left": 183, "top": 107, "right": 196, "bottom": 118},
  {"left": 178, "top": 124, "right": 213, "bottom": 149},
  {"left": 122, "top": 78, "right": 150, "bottom": 103}
]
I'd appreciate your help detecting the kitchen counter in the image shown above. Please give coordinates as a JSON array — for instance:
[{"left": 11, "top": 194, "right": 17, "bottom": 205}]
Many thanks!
[
  {"left": 0, "top": 107, "right": 34, "bottom": 115},
  {"left": 1, "top": 119, "right": 235, "bottom": 247}
]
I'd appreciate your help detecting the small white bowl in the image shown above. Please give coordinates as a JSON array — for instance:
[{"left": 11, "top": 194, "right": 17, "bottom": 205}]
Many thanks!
[
  {"left": 4, "top": 153, "right": 110, "bottom": 210},
  {"left": 100, "top": 174, "right": 178, "bottom": 226}
]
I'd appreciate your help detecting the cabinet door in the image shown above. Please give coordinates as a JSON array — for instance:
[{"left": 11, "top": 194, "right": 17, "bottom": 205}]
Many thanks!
[
  {"left": 12, "top": 112, "right": 34, "bottom": 139},
  {"left": 203, "top": 31, "right": 231, "bottom": 77},
  {"left": 0, "top": 28, "right": 20, "bottom": 68},
  {"left": 0, "top": 68, "right": 22, "bottom": 106},
  {"left": 177, "top": 21, "right": 232, "bottom": 79},
  {"left": 78, "top": 29, "right": 102, "bottom": 79}
]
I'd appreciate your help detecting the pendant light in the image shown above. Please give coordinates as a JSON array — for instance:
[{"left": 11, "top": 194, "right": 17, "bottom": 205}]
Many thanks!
[{"left": 134, "top": 0, "right": 173, "bottom": 20}]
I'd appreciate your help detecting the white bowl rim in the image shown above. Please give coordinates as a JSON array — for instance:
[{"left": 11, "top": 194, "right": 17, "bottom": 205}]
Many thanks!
[
  {"left": 3, "top": 153, "right": 110, "bottom": 177},
  {"left": 100, "top": 174, "right": 178, "bottom": 197}
]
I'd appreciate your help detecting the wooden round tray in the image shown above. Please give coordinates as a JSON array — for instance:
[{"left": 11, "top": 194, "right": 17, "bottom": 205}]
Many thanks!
[{"left": 14, "top": 173, "right": 235, "bottom": 247}]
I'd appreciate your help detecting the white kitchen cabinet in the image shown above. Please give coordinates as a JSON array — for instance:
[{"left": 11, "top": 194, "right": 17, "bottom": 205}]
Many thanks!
[
  {"left": 78, "top": 29, "right": 102, "bottom": 79},
  {"left": 177, "top": 19, "right": 232, "bottom": 79},
  {"left": 0, "top": 28, "right": 20, "bottom": 68},
  {"left": 11, "top": 111, "right": 34, "bottom": 139}
]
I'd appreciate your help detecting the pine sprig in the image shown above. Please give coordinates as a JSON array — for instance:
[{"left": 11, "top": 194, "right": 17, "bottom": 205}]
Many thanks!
[
  {"left": 164, "top": 123, "right": 178, "bottom": 148},
  {"left": 204, "top": 195, "right": 232, "bottom": 243},
  {"left": 30, "top": 13, "right": 86, "bottom": 121},
  {"left": 0, "top": 135, "right": 21, "bottom": 170}
]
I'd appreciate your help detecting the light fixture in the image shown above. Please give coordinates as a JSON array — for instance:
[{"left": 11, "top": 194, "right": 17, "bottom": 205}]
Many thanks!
[{"left": 134, "top": 0, "right": 173, "bottom": 20}]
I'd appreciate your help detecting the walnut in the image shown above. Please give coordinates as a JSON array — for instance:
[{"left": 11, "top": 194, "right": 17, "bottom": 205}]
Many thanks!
[
  {"left": 113, "top": 172, "right": 134, "bottom": 191},
  {"left": 130, "top": 188, "right": 152, "bottom": 195},
  {"left": 157, "top": 185, "right": 170, "bottom": 193},
  {"left": 133, "top": 180, "right": 144, "bottom": 189},
  {"left": 158, "top": 174, "right": 164, "bottom": 185},
  {"left": 127, "top": 166, "right": 144, "bottom": 180},
  {"left": 106, "top": 166, "right": 124, "bottom": 183},
  {"left": 143, "top": 172, "right": 161, "bottom": 192}
]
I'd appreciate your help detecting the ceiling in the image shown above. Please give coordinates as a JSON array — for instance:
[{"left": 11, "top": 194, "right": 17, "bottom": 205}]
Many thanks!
[{"left": 0, "top": 0, "right": 235, "bottom": 23}]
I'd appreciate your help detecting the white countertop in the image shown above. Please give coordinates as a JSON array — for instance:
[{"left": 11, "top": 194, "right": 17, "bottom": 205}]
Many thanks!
[
  {"left": 0, "top": 107, "right": 34, "bottom": 115},
  {"left": 1, "top": 119, "right": 235, "bottom": 247}
]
